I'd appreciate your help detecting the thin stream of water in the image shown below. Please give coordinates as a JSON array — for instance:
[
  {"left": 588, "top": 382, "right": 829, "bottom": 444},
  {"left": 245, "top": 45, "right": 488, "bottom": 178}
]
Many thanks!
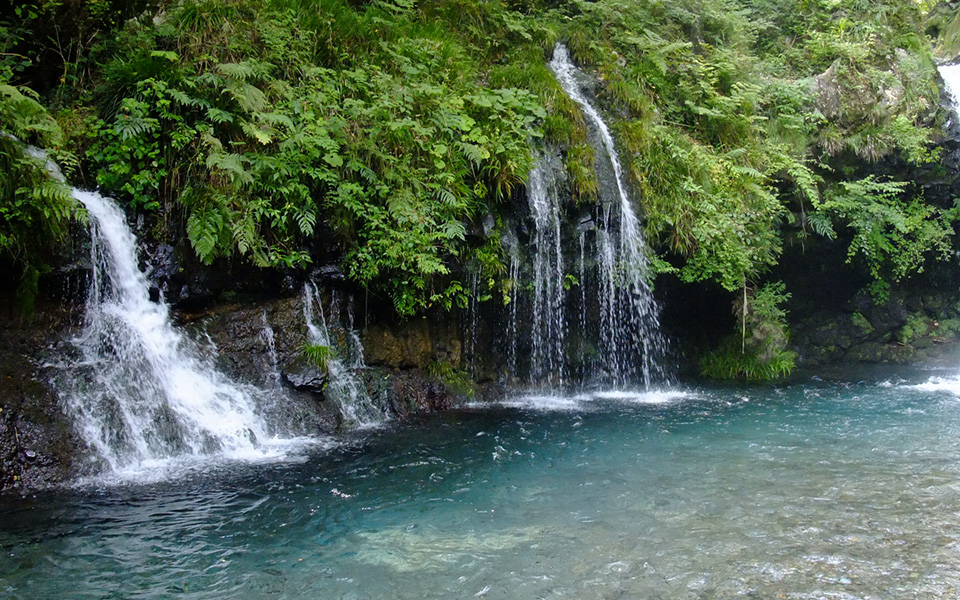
[{"left": 548, "top": 44, "right": 666, "bottom": 387}]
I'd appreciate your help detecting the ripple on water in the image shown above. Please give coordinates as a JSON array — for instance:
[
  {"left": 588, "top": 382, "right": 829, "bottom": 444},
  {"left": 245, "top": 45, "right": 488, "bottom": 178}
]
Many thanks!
[{"left": 3, "top": 380, "right": 960, "bottom": 599}]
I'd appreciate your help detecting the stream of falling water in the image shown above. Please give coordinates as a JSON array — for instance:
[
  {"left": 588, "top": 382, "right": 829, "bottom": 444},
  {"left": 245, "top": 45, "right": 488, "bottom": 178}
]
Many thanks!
[
  {"left": 303, "top": 282, "right": 385, "bottom": 428},
  {"left": 61, "top": 189, "right": 302, "bottom": 476},
  {"left": 547, "top": 44, "right": 667, "bottom": 387},
  {"left": 526, "top": 153, "right": 567, "bottom": 386}
]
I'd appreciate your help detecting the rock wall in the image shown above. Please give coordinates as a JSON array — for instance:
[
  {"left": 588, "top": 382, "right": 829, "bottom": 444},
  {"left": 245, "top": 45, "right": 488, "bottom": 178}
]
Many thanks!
[{"left": 0, "top": 295, "right": 81, "bottom": 494}]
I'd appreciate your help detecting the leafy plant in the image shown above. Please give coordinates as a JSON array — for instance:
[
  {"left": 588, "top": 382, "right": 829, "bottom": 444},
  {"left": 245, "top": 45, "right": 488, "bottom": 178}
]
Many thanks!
[
  {"left": 302, "top": 343, "right": 333, "bottom": 372},
  {"left": 0, "top": 79, "right": 79, "bottom": 315},
  {"left": 427, "top": 359, "right": 475, "bottom": 398},
  {"left": 813, "top": 176, "right": 955, "bottom": 300},
  {"left": 701, "top": 281, "right": 797, "bottom": 380}
]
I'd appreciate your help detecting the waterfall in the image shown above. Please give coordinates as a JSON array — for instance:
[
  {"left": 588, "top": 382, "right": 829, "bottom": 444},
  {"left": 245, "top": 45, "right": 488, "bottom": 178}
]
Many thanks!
[
  {"left": 63, "top": 189, "right": 289, "bottom": 473},
  {"left": 464, "top": 271, "right": 481, "bottom": 377},
  {"left": 507, "top": 247, "right": 521, "bottom": 380},
  {"left": 260, "top": 310, "right": 280, "bottom": 383},
  {"left": 527, "top": 153, "right": 566, "bottom": 385},
  {"left": 549, "top": 44, "right": 667, "bottom": 386},
  {"left": 941, "top": 63, "right": 960, "bottom": 118},
  {"left": 302, "top": 283, "right": 385, "bottom": 428}
]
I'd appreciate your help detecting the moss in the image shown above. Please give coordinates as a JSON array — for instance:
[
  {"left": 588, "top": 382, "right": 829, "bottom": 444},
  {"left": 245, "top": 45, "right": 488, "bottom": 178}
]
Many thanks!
[
  {"left": 935, "top": 318, "right": 960, "bottom": 338},
  {"left": 565, "top": 143, "right": 599, "bottom": 203},
  {"left": 427, "top": 360, "right": 475, "bottom": 399},
  {"left": 897, "top": 313, "right": 930, "bottom": 344},
  {"left": 851, "top": 311, "right": 873, "bottom": 335}
]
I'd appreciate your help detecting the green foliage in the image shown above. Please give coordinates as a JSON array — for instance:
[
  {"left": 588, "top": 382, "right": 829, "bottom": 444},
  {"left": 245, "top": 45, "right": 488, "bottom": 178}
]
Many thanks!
[
  {"left": 0, "top": 79, "right": 79, "bottom": 313},
  {"left": 555, "top": 0, "right": 943, "bottom": 297},
  {"left": 897, "top": 312, "right": 931, "bottom": 346},
  {"left": 701, "top": 342, "right": 797, "bottom": 381},
  {"left": 302, "top": 343, "right": 332, "bottom": 372},
  {"left": 813, "top": 176, "right": 955, "bottom": 299},
  {"left": 702, "top": 281, "right": 796, "bottom": 381},
  {"left": 78, "top": 0, "right": 545, "bottom": 315},
  {"left": 851, "top": 311, "right": 873, "bottom": 335},
  {"left": 427, "top": 359, "right": 475, "bottom": 398}
]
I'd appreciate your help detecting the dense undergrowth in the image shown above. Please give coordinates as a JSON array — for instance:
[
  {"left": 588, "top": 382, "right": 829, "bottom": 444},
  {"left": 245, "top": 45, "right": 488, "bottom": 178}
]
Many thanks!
[{"left": 1, "top": 0, "right": 955, "bottom": 378}]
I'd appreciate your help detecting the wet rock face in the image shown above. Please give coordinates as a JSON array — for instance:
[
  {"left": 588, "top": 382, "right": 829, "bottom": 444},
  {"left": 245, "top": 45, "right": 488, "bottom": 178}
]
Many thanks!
[
  {"left": 362, "top": 318, "right": 463, "bottom": 370},
  {"left": 813, "top": 59, "right": 842, "bottom": 120},
  {"left": 281, "top": 356, "right": 329, "bottom": 394},
  {"left": 182, "top": 292, "right": 473, "bottom": 436},
  {"left": 791, "top": 289, "right": 960, "bottom": 368},
  {"left": 0, "top": 298, "right": 80, "bottom": 494},
  {"left": 183, "top": 296, "right": 341, "bottom": 434}
]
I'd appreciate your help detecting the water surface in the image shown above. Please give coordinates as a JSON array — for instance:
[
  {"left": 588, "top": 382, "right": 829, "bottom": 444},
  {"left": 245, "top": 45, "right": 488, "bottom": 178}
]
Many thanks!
[{"left": 4, "top": 375, "right": 960, "bottom": 599}]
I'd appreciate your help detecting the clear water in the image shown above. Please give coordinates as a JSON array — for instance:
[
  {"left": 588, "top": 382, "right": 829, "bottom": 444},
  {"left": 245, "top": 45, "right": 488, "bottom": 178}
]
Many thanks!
[{"left": 5, "top": 374, "right": 960, "bottom": 599}]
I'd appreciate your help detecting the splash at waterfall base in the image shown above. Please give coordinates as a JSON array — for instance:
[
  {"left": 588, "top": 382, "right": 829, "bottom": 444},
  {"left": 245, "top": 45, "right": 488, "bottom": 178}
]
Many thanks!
[
  {"left": 6, "top": 270, "right": 960, "bottom": 494},
  {"left": 0, "top": 275, "right": 488, "bottom": 493}
]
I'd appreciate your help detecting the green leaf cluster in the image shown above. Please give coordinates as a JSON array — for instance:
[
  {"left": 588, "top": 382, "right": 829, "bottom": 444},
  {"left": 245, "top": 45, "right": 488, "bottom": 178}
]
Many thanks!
[
  {"left": 79, "top": 0, "right": 544, "bottom": 314},
  {"left": 0, "top": 79, "right": 79, "bottom": 314},
  {"left": 813, "top": 175, "right": 955, "bottom": 301},
  {"left": 701, "top": 281, "right": 797, "bottom": 380}
]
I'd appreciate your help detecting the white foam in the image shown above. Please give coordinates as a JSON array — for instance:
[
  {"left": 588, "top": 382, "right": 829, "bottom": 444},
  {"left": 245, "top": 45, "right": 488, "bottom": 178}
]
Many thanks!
[
  {"left": 70, "top": 436, "right": 331, "bottom": 487},
  {"left": 497, "top": 395, "right": 584, "bottom": 411},
  {"left": 912, "top": 377, "right": 960, "bottom": 395},
  {"left": 472, "top": 388, "right": 692, "bottom": 412},
  {"left": 586, "top": 389, "right": 691, "bottom": 404}
]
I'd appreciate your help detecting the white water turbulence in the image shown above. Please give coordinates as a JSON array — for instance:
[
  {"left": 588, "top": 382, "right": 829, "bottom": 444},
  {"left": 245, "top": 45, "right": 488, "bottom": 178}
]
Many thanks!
[
  {"left": 549, "top": 44, "right": 667, "bottom": 386},
  {"left": 303, "top": 282, "right": 385, "bottom": 428},
  {"left": 527, "top": 153, "right": 566, "bottom": 385},
  {"left": 63, "top": 190, "right": 293, "bottom": 476}
]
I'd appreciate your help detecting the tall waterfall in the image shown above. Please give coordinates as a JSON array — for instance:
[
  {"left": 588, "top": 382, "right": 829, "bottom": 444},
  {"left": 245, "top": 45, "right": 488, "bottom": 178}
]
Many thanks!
[
  {"left": 940, "top": 63, "right": 960, "bottom": 117},
  {"left": 63, "top": 190, "right": 288, "bottom": 473},
  {"left": 303, "top": 283, "right": 385, "bottom": 428},
  {"left": 548, "top": 44, "right": 666, "bottom": 386},
  {"left": 527, "top": 153, "right": 566, "bottom": 385}
]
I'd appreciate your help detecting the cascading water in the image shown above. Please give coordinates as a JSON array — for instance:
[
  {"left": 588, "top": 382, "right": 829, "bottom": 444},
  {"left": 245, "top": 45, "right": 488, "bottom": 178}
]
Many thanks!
[
  {"left": 526, "top": 153, "right": 567, "bottom": 385},
  {"left": 302, "top": 283, "right": 384, "bottom": 428},
  {"left": 260, "top": 310, "right": 281, "bottom": 384},
  {"left": 507, "top": 246, "right": 521, "bottom": 379},
  {"left": 548, "top": 43, "right": 667, "bottom": 386},
  {"left": 940, "top": 63, "right": 960, "bottom": 118},
  {"left": 63, "top": 189, "right": 289, "bottom": 474},
  {"left": 464, "top": 271, "right": 481, "bottom": 376}
]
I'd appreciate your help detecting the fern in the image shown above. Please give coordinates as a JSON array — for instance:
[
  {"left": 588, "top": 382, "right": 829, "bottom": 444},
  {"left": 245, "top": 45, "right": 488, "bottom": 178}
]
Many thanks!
[
  {"left": 302, "top": 343, "right": 332, "bottom": 372},
  {"left": 806, "top": 211, "right": 836, "bottom": 239},
  {"left": 186, "top": 204, "right": 226, "bottom": 264}
]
